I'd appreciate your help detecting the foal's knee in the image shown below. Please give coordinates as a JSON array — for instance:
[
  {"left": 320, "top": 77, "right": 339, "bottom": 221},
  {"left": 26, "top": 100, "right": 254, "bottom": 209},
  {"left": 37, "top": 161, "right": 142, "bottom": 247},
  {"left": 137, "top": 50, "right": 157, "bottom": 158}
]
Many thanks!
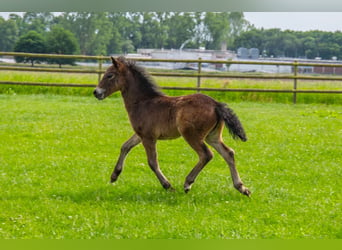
[
  {"left": 203, "top": 148, "right": 213, "bottom": 163},
  {"left": 228, "top": 148, "right": 235, "bottom": 158},
  {"left": 222, "top": 143, "right": 235, "bottom": 158}
]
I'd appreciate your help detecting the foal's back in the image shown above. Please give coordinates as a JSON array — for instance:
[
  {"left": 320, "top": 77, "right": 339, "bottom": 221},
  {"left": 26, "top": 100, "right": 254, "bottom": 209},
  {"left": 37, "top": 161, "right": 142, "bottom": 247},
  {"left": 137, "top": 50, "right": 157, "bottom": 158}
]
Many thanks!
[{"left": 132, "top": 93, "right": 219, "bottom": 141}]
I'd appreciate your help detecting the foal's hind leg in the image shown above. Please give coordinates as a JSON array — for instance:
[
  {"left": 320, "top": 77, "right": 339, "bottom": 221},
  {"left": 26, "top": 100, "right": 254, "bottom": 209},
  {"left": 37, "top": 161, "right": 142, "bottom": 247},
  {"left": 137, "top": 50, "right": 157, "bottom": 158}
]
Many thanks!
[
  {"left": 141, "top": 138, "right": 173, "bottom": 190},
  {"left": 111, "top": 134, "right": 141, "bottom": 183},
  {"left": 180, "top": 129, "right": 214, "bottom": 193},
  {"left": 183, "top": 140, "right": 213, "bottom": 193},
  {"left": 206, "top": 126, "right": 251, "bottom": 197}
]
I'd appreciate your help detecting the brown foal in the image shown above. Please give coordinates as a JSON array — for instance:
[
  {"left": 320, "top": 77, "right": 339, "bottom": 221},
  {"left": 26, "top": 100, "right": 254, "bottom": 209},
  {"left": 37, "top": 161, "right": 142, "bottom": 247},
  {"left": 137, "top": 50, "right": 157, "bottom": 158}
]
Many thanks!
[{"left": 94, "top": 57, "right": 250, "bottom": 196}]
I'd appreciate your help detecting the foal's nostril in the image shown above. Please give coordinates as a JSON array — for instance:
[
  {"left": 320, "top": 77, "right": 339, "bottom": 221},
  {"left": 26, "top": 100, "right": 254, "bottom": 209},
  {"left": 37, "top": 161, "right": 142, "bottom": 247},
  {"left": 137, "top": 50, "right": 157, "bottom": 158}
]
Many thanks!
[
  {"left": 93, "top": 88, "right": 105, "bottom": 100},
  {"left": 93, "top": 89, "right": 101, "bottom": 98}
]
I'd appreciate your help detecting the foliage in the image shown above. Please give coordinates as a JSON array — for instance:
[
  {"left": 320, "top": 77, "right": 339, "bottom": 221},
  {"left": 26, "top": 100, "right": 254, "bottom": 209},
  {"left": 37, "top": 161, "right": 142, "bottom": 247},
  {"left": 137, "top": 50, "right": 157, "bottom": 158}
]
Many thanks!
[
  {"left": 4, "top": 12, "right": 342, "bottom": 59},
  {"left": 234, "top": 28, "right": 342, "bottom": 60},
  {"left": 0, "top": 17, "right": 18, "bottom": 51},
  {"left": 0, "top": 94, "right": 341, "bottom": 239},
  {"left": 2, "top": 11, "right": 342, "bottom": 62},
  {"left": 20, "top": 12, "right": 54, "bottom": 35},
  {"left": 13, "top": 24, "right": 78, "bottom": 67},
  {"left": 1, "top": 12, "right": 251, "bottom": 55},
  {"left": 46, "top": 26, "right": 79, "bottom": 67},
  {"left": 139, "top": 12, "right": 168, "bottom": 49},
  {"left": 204, "top": 12, "right": 235, "bottom": 50},
  {"left": 2, "top": 12, "right": 342, "bottom": 60},
  {"left": 13, "top": 30, "right": 47, "bottom": 66},
  {"left": 166, "top": 13, "right": 195, "bottom": 49}
]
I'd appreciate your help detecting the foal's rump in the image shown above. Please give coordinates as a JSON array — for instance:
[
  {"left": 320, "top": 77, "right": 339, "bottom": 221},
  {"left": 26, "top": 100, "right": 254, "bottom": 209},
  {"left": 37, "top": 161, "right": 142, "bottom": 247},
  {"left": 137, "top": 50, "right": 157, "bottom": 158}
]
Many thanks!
[
  {"left": 174, "top": 94, "right": 217, "bottom": 133},
  {"left": 173, "top": 93, "right": 247, "bottom": 142}
]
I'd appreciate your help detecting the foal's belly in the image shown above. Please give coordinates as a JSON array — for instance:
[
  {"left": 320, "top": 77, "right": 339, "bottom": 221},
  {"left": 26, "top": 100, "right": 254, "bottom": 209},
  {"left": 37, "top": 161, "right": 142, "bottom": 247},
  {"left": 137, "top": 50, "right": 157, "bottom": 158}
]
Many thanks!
[
  {"left": 157, "top": 127, "right": 181, "bottom": 140},
  {"left": 158, "top": 134, "right": 181, "bottom": 140}
]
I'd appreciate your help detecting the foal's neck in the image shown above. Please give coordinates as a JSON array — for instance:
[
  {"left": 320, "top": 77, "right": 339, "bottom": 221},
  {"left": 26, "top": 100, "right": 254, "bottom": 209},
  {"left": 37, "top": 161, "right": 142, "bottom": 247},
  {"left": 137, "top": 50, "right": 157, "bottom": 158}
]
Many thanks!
[{"left": 120, "top": 74, "right": 163, "bottom": 111}]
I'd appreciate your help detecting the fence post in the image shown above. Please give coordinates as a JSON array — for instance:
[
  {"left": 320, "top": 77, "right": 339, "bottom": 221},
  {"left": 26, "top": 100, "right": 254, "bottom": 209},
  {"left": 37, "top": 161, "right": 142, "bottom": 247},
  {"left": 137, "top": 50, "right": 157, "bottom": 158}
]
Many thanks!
[
  {"left": 293, "top": 60, "right": 298, "bottom": 104},
  {"left": 98, "top": 56, "right": 103, "bottom": 83},
  {"left": 197, "top": 57, "right": 202, "bottom": 92}
]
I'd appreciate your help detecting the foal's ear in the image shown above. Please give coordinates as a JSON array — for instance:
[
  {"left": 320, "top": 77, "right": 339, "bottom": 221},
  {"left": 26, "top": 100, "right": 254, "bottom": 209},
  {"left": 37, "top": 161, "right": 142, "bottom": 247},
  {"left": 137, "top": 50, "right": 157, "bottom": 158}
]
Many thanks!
[
  {"left": 111, "top": 56, "right": 119, "bottom": 68},
  {"left": 111, "top": 56, "right": 125, "bottom": 71}
]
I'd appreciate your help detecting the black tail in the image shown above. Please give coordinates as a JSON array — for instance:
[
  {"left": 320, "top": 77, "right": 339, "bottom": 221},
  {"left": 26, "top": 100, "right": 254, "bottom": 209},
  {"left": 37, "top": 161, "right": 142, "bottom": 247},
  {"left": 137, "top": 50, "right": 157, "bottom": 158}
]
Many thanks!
[{"left": 215, "top": 103, "right": 247, "bottom": 142}]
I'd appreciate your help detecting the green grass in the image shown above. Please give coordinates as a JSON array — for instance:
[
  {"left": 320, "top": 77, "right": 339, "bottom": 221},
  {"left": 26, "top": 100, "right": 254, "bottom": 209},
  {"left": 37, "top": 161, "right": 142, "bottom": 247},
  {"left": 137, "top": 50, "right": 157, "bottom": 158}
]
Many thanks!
[
  {"left": 0, "top": 69, "right": 341, "bottom": 104},
  {"left": 0, "top": 94, "right": 341, "bottom": 239},
  {"left": 0, "top": 71, "right": 97, "bottom": 84},
  {"left": 157, "top": 76, "right": 342, "bottom": 104}
]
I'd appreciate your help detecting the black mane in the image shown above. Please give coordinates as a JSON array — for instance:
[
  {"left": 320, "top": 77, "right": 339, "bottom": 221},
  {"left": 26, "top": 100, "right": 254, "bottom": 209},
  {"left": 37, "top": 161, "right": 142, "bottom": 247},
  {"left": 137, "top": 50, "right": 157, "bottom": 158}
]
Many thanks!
[{"left": 119, "top": 57, "right": 164, "bottom": 97}]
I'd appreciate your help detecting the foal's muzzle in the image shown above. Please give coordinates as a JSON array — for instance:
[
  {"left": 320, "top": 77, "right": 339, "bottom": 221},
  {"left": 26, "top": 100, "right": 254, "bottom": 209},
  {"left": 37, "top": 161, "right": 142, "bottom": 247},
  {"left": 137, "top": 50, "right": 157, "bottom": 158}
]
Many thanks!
[{"left": 93, "top": 88, "right": 106, "bottom": 100}]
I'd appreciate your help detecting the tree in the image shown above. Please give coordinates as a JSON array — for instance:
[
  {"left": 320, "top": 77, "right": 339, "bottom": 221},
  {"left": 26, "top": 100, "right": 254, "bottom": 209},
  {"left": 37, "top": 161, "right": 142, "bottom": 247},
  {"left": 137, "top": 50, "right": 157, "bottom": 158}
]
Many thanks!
[
  {"left": 226, "top": 12, "right": 251, "bottom": 48},
  {"left": 61, "top": 12, "right": 97, "bottom": 55},
  {"left": 204, "top": 12, "right": 229, "bottom": 50},
  {"left": 0, "top": 17, "right": 19, "bottom": 51},
  {"left": 233, "top": 28, "right": 264, "bottom": 50},
  {"left": 14, "top": 31, "right": 47, "bottom": 66},
  {"left": 166, "top": 12, "right": 195, "bottom": 49},
  {"left": 106, "top": 13, "right": 128, "bottom": 54},
  {"left": 107, "top": 12, "right": 142, "bottom": 53},
  {"left": 192, "top": 12, "right": 207, "bottom": 48},
  {"left": 20, "top": 12, "right": 52, "bottom": 35},
  {"left": 46, "top": 26, "right": 79, "bottom": 67},
  {"left": 233, "top": 28, "right": 342, "bottom": 59},
  {"left": 89, "top": 13, "right": 114, "bottom": 56},
  {"left": 139, "top": 12, "right": 169, "bottom": 49},
  {"left": 282, "top": 31, "right": 300, "bottom": 58},
  {"left": 6, "top": 11, "right": 342, "bottom": 60},
  {"left": 106, "top": 25, "right": 125, "bottom": 54},
  {"left": 140, "top": 13, "right": 160, "bottom": 48},
  {"left": 114, "top": 12, "right": 142, "bottom": 52},
  {"left": 302, "top": 36, "right": 317, "bottom": 58}
]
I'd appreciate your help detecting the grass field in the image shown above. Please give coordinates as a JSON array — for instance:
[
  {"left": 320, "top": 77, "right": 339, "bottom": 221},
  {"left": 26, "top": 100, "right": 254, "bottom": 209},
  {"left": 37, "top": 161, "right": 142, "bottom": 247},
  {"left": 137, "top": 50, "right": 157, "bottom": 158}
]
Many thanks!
[
  {"left": 0, "top": 94, "right": 341, "bottom": 239},
  {"left": 0, "top": 69, "right": 341, "bottom": 104}
]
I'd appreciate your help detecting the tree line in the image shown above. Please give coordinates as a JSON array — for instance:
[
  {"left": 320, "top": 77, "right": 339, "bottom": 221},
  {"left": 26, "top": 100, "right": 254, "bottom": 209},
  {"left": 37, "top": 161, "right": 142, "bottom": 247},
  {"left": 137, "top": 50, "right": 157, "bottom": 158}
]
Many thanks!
[
  {"left": 0, "top": 12, "right": 249, "bottom": 58},
  {"left": 234, "top": 28, "right": 342, "bottom": 60},
  {"left": 1, "top": 12, "right": 342, "bottom": 66}
]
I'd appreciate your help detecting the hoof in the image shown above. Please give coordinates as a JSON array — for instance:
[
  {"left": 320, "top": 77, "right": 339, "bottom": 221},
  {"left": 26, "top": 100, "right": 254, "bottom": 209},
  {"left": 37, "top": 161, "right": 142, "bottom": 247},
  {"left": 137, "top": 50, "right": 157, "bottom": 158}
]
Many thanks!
[
  {"left": 240, "top": 186, "right": 251, "bottom": 197},
  {"left": 184, "top": 179, "right": 194, "bottom": 193},
  {"left": 235, "top": 183, "right": 251, "bottom": 197},
  {"left": 243, "top": 188, "right": 251, "bottom": 197},
  {"left": 184, "top": 184, "right": 192, "bottom": 193},
  {"left": 162, "top": 182, "right": 173, "bottom": 191},
  {"left": 110, "top": 175, "right": 118, "bottom": 183}
]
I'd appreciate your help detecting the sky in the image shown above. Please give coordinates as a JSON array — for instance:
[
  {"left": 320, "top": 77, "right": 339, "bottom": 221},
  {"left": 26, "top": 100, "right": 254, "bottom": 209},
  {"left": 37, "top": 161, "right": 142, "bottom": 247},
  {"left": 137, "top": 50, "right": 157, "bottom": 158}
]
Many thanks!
[
  {"left": 1, "top": 12, "right": 342, "bottom": 32},
  {"left": 243, "top": 12, "right": 342, "bottom": 32}
]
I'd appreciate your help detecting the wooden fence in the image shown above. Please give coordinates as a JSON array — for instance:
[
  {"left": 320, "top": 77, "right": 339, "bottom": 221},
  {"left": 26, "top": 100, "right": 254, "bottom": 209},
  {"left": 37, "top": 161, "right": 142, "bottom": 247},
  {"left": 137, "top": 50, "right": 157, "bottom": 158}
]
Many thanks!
[{"left": 0, "top": 52, "right": 342, "bottom": 104}]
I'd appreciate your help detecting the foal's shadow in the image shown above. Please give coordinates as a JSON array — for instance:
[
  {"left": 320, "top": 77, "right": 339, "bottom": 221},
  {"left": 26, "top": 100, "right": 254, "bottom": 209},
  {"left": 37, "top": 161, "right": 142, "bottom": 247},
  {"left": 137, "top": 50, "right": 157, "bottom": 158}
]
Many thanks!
[{"left": 50, "top": 183, "right": 247, "bottom": 205}]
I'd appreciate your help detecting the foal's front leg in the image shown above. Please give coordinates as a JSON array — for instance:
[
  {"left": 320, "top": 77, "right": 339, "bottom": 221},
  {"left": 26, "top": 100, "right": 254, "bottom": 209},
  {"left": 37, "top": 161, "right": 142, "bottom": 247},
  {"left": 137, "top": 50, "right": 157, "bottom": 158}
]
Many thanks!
[
  {"left": 111, "top": 134, "right": 141, "bottom": 183},
  {"left": 141, "top": 138, "right": 174, "bottom": 191}
]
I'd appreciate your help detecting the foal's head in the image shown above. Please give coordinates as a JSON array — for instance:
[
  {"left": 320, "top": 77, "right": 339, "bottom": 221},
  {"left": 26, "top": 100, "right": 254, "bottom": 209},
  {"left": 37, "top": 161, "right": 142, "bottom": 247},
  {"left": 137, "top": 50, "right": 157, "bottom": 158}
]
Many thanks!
[{"left": 93, "top": 57, "right": 126, "bottom": 100}]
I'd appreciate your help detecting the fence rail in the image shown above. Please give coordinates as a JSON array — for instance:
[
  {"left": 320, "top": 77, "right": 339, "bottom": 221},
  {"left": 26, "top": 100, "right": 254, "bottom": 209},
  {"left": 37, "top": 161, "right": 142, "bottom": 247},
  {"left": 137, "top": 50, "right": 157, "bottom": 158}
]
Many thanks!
[{"left": 1, "top": 52, "right": 342, "bottom": 104}]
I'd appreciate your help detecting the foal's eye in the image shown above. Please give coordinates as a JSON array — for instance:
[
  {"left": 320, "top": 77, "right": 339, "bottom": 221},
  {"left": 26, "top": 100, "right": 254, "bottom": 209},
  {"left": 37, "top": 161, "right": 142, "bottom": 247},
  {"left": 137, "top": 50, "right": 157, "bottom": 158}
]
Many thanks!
[{"left": 107, "top": 74, "right": 114, "bottom": 79}]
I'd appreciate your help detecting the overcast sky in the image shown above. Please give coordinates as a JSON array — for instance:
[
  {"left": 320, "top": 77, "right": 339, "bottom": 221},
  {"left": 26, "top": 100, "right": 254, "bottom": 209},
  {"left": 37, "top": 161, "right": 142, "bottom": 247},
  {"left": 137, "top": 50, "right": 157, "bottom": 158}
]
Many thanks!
[
  {"left": 244, "top": 12, "right": 342, "bottom": 32},
  {"left": 1, "top": 12, "right": 342, "bottom": 32}
]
